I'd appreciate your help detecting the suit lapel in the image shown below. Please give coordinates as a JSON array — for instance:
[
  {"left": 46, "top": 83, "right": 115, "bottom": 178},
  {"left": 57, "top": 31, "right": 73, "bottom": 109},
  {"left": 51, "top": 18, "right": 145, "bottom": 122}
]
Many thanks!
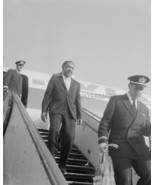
[
  {"left": 68, "top": 78, "right": 74, "bottom": 92},
  {"left": 122, "top": 94, "right": 137, "bottom": 118},
  {"left": 59, "top": 74, "right": 67, "bottom": 91},
  {"left": 129, "top": 100, "right": 142, "bottom": 129},
  {"left": 136, "top": 100, "right": 142, "bottom": 117},
  {"left": 14, "top": 70, "right": 22, "bottom": 85},
  {"left": 59, "top": 74, "right": 74, "bottom": 92}
]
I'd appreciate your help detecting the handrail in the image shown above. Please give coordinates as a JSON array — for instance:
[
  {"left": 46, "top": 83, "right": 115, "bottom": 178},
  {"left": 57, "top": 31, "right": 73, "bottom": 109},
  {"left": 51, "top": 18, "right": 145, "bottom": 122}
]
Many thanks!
[
  {"left": 82, "top": 107, "right": 101, "bottom": 121},
  {"left": 82, "top": 106, "right": 151, "bottom": 149},
  {"left": 81, "top": 108, "right": 101, "bottom": 134},
  {"left": 3, "top": 90, "right": 13, "bottom": 135},
  {"left": 4, "top": 92, "right": 68, "bottom": 185},
  {"left": 14, "top": 94, "right": 68, "bottom": 185}
]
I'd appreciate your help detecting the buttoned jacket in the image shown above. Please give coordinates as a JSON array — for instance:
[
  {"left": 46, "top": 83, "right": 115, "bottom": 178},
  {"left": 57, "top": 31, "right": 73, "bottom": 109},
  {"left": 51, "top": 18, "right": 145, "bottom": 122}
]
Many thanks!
[
  {"left": 98, "top": 94, "right": 151, "bottom": 158},
  {"left": 3, "top": 69, "right": 23, "bottom": 98},
  {"left": 42, "top": 73, "right": 82, "bottom": 120}
]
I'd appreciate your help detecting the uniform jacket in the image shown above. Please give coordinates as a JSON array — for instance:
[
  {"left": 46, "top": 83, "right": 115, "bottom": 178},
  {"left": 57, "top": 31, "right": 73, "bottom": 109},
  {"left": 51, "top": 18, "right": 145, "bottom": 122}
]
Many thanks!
[
  {"left": 42, "top": 73, "right": 82, "bottom": 120},
  {"left": 98, "top": 94, "right": 151, "bottom": 158},
  {"left": 3, "top": 69, "right": 23, "bottom": 98}
]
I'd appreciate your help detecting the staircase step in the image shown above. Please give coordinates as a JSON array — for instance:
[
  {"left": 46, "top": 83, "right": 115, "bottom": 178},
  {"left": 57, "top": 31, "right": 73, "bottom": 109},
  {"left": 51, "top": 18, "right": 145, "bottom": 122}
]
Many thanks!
[
  {"left": 55, "top": 156, "right": 89, "bottom": 166},
  {"left": 64, "top": 172, "right": 94, "bottom": 182},
  {"left": 37, "top": 128, "right": 95, "bottom": 184},
  {"left": 38, "top": 128, "right": 50, "bottom": 134},
  {"left": 66, "top": 164, "right": 95, "bottom": 174},
  {"left": 70, "top": 147, "right": 83, "bottom": 154},
  {"left": 68, "top": 181, "right": 93, "bottom": 185},
  {"left": 38, "top": 130, "right": 86, "bottom": 154},
  {"left": 56, "top": 151, "right": 87, "bottom": 160}
]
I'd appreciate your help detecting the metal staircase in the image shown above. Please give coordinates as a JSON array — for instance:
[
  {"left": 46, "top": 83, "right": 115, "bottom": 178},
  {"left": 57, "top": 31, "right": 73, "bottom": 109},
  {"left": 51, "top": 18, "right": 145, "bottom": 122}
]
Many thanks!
[{"left": 38, "top": 128, "right": 95, "bottom": 185}]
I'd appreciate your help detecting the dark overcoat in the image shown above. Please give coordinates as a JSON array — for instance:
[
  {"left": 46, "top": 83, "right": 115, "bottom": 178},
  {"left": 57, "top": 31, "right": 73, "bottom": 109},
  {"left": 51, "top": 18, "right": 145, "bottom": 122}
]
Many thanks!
[
  {"left": 3, "top": 69, "right": 23, "bottom": 98},
  {"left": 98, "top": 94, "right": 151, "bottom": 158}
]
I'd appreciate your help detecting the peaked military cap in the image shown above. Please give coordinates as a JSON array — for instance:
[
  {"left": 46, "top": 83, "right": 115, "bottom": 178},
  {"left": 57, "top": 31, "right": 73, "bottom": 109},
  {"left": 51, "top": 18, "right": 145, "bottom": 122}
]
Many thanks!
[
  {"left": 15, "top": 60, "right": 26, "bottom": 65},
  {"left": 128, "top": 75, "right": 150, "bottom": 87}
]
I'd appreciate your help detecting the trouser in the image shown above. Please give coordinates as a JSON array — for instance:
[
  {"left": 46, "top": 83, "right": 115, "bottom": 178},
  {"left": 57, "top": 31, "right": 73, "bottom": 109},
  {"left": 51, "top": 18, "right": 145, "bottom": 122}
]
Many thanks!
[
  {"left": 111, "top": 154, "right": 151, "bottom": 185},
  {"left": 47, "top": 111, "right": 76, "bottom": 169}
]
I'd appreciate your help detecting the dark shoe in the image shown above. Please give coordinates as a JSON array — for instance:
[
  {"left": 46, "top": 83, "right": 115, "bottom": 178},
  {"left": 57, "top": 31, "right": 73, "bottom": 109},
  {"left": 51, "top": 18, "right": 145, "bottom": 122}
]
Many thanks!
[
  {"left": 59, "top": 167, "right": 67, "bottom": 175},
  {"left": 56, "top": 142, "right": 61, "bottom": 151}
]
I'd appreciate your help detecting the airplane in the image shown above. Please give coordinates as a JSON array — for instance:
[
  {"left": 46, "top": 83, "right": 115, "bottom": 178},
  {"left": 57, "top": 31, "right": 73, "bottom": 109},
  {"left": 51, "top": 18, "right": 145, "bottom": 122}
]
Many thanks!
[
  {"left": 3, "top": 67, "right": 151, "bottom": 185},
  {"left": 3, "top": 66, "right": 151, "bottom": 126}
]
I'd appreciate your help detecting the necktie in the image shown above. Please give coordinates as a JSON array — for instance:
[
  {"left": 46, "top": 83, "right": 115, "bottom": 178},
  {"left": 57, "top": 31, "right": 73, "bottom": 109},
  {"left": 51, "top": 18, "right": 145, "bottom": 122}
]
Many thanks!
[{"left": 132, "top": 99, "right": 137, "bottom": 113}]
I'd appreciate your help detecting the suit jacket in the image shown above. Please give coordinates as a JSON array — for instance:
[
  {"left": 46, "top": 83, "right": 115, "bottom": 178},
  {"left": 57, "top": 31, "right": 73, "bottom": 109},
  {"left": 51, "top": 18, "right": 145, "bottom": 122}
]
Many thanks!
[
  {"left": 98, "top": 94, "right": 151, "bottom": 158},
  {"left": 42, "top": 73, "right": 82, "bottom": 120},
  {"left": 3, "top": 69, "right": 23, "bottom": 98}
]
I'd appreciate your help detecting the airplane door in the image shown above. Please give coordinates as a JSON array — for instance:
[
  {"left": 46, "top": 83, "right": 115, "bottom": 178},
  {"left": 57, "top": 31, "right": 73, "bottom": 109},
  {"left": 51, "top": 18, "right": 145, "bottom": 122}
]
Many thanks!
[{"left": 21, "top": 74, "right": 29, "bottom": 107}]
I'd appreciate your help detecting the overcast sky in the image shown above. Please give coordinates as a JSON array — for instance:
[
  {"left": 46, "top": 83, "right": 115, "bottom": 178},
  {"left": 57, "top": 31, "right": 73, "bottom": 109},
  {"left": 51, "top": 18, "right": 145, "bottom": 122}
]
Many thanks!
[{"left": 3, "top": 0, "right": 151, "bottom": 94}]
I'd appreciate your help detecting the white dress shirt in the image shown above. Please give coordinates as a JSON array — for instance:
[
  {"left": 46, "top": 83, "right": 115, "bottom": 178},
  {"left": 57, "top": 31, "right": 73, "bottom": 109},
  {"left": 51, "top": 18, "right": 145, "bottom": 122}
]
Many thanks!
[
  {"left": 127, "top": 92, "right": 137, "bottom": 109},
  {"left": 62, "top": 74, "right": 71, "bottom": 91}
]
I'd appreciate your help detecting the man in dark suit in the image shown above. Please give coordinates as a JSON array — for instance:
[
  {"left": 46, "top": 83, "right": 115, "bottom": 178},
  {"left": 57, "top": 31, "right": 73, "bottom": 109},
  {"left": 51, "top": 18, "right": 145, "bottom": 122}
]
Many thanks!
[
  {"left": 98, "top": 75, "right": 151, "bottom": 185},
  {"left": 41, "top": 61, "right": 82, "bottom": 174},
  {"left": 3, "top": 60, "right": 26, "bottom": 99}
]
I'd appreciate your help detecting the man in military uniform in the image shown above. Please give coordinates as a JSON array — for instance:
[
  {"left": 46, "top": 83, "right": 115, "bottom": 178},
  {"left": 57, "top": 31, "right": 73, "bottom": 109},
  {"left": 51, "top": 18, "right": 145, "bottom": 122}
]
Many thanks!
[
  {"left": 98, "top": 75, "right": 151, "bottom": 185},
  {"left": 3, "top": 60, "right": 26, "bottom": 99},
  {"left": 41, "top": 61, "right": 83, "bottom": 174}
]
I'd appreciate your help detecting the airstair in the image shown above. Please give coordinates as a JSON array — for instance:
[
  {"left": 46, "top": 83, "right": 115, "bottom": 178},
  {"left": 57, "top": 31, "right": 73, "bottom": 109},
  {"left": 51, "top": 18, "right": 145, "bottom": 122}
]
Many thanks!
[
  {"left": 38, "top": 128, "right": 95, "bottom": 185},
  {"left": 4, "top": 91, "right": 141, "bottom": 185},
  {"left": 4, "top": 92, "right": 97, "bottom": 185}
]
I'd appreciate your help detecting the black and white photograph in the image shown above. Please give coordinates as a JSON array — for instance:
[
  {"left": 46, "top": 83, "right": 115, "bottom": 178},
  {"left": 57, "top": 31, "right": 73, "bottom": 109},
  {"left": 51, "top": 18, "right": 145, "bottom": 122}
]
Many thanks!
[{"left": 3, "top": 0, "right": 152, "bottom": 185}]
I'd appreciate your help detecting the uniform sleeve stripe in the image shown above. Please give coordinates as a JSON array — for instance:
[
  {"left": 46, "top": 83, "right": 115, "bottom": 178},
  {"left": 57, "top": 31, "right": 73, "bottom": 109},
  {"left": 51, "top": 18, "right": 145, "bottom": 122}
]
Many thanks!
[{"left": 98, "top": 136, "right": 108, "bottom": 141}]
